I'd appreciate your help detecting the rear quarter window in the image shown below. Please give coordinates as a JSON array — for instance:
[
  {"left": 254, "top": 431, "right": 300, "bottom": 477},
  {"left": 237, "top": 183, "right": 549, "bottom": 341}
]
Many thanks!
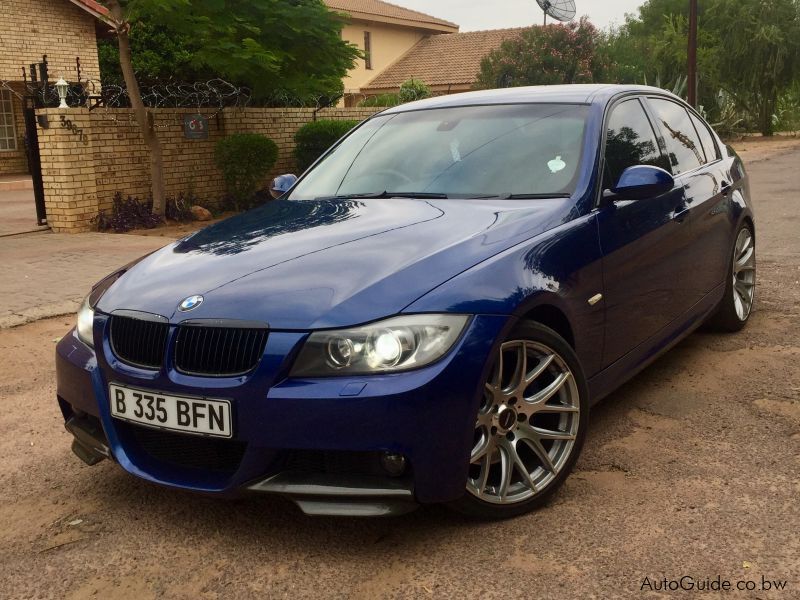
[{"left": 689, "top": 112, "right": 720, "bottom": 163}]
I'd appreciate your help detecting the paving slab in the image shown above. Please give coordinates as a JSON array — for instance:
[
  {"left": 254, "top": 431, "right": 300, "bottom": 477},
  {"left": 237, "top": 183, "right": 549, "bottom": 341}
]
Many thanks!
[
  {"left": 0, "top": 232, "right": 171, "bottom": 328},
  {"left": 0, "top": 188, "right": 47, "bottom": 236}
]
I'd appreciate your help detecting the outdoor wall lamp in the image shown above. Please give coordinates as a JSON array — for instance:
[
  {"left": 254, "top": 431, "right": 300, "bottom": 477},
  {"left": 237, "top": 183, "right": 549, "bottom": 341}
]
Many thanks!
[{"left": 55, "top": 77, "right": 69, "bottom": 109}]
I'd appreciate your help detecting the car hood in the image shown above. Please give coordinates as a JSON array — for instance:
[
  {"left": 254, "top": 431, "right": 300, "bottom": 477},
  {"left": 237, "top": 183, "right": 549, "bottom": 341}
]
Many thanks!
[{"left": 97, "top": 197, "right": 576, "bottom": 329}]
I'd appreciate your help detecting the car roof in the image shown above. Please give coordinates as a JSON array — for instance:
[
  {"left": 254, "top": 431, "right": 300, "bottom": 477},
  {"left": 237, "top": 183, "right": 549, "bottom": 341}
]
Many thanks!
[{"left": 378, "top": 84, "right": 679, "bottom": 114}]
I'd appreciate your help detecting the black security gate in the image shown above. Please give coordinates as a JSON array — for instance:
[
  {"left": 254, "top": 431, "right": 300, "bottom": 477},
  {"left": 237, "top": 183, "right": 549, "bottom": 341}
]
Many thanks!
[{"left": 23, "top": 97, "right": 47, "bottom": 226}]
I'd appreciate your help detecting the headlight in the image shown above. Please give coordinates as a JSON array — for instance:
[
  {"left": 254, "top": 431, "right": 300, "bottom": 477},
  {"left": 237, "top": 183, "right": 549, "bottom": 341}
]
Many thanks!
[
  {"left": 76, "top": 295, "right": 95, "bottom": 348},
  {"left": 290, "top": 314, "right": 469, "bottom": 377}
]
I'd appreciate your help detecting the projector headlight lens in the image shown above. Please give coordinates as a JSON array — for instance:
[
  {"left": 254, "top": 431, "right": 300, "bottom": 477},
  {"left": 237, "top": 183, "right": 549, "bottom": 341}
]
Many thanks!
[{"left": 291, "top": 314, "right": 469, "bottom": 376}]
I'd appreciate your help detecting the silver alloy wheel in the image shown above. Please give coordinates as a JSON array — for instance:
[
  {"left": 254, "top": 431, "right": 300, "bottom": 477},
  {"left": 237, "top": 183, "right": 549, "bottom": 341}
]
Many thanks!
[
  {"left": 732, "top": 228, "right": 756, "bottom": 321},
  {"left": 466, "top": 340, "right": 580, "bottom": 504}
]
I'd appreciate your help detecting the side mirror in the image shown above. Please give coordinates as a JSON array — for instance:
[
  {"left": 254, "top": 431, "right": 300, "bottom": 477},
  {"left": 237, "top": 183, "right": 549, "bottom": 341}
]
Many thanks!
[
  {"left": 270, "top": 174, "right": 298, "bottom": 199},
  {"left": 611, "top": 165, "right": 674, "bottom": 200}
]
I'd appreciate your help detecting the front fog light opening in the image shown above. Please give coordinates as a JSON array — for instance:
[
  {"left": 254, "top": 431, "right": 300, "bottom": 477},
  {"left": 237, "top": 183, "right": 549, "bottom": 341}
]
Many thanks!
[{"left": 380, "top": 452, "right": 407, "bottom": 477}]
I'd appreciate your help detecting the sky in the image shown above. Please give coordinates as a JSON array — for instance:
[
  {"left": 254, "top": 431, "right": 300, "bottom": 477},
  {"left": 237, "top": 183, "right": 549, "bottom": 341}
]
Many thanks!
[{"left": 395, "top": 0, "right": 645, "bottom": 31}]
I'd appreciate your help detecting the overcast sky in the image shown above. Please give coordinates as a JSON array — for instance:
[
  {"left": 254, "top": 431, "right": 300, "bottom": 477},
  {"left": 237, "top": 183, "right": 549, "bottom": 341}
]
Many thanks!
[{"left": 396, "top": 0, "right": 645, "bottom": 31}]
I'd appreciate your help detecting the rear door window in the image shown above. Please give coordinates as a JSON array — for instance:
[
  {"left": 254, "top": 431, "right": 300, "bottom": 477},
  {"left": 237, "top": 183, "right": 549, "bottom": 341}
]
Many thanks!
[
  {"left": 603, "top": 98, "right": 669, "bottom": 190},
  {"left": 648, "top": 98, "right": 705, "bottom": 174}
]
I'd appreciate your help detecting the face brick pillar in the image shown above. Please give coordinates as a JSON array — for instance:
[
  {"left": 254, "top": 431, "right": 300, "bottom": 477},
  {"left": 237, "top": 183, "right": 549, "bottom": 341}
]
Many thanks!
[{"left": 35, "top": 108, "right": 98, "bottom": 233}]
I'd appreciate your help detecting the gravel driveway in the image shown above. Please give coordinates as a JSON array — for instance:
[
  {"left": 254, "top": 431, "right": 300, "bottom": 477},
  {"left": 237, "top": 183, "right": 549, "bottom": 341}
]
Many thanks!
[{"left": 0, "top": 146, "right": 798, "bottom": 599}]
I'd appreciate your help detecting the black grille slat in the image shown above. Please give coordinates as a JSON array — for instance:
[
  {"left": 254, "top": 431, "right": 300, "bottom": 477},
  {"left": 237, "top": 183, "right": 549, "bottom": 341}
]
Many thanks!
[
  {"left": 175, "top": 324, "right": 267, "bottom": 377},
  {"left": 131, "top": 425, "right": 246, "bottom": 473},
  {"left": 109, "top": 315, "right": 169, "bottom": 369}
]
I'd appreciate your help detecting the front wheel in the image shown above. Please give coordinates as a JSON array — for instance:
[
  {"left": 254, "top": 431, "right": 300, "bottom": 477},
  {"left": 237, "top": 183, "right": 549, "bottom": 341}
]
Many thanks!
[{"left": 449, "top": 322, "right": 589, "bottom": 519}]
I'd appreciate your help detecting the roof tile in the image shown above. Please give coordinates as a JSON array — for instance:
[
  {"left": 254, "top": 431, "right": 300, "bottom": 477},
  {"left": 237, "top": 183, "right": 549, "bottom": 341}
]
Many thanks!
[
  {"left": 324, "top": 0, "right": 457, "bottom": 31},
  {"left": 69, "top": 0, "right": 110, "bottom": 18},
  {"left": 362, "top": 28, "right": 526, "bottom": 90}
]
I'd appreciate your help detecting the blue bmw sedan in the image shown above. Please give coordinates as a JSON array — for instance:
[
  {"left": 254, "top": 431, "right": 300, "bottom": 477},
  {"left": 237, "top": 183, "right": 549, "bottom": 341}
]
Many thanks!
[{"left": 56, "top": 85, "right": 755, "bottom": 518}]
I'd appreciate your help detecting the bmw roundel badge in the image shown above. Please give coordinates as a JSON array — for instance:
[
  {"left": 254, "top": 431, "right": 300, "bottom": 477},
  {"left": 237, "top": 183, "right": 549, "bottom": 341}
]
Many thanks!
[{"left": 178, "top": 295, "right": 204, "bottom": 312}]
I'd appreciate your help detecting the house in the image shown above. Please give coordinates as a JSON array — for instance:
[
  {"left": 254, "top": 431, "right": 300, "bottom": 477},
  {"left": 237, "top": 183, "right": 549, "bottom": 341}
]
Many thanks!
[
  {"left": 360, "top": 28, "right": 527, "bottom": 98},
  {"left": 324, "top": 0, "right": 458, "bottom": 105},
  {"left": 0, "top": 0, "right": 107, "bottom": 176}
]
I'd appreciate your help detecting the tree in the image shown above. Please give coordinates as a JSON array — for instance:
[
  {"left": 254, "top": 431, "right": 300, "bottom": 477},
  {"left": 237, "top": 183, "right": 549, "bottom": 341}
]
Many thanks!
[
  {"left": 476, "top": 18, "right": 612, "bottom": 90},
  {"left": 603, "top": 0, "right": 800, "bottom": 135},
  {"left": 603, "top": 1, "right": 720, "bottom": 107},
  {"left": 105, "top": 0, "right": 167, "bottom": 215},
  {"left": 708, "top": 0, "right": 800, "bottom": 136},
  {"left": 100, "top": 0, "right": 360, "bottom": 214},
  {"left": 98, "top": 20, "right": 199, "bottom": 86}
]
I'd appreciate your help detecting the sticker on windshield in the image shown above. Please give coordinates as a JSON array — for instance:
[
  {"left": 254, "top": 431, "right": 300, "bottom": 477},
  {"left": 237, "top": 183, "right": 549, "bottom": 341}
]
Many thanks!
[
  {"left": 548, "top": 156, "right": 566, "bottom": 173},
  {"left": 450, "top": 140, "right": 461, "bottom": 162}
]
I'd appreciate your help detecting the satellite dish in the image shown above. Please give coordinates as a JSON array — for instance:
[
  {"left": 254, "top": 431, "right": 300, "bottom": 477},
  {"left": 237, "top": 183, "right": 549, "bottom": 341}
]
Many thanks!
[{"left": 536, "top": 0, "right": 576, "bottom": 25}]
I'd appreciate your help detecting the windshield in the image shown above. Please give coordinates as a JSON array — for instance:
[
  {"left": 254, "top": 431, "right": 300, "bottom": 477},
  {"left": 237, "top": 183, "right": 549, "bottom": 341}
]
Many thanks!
[{"left": 288, "top": 103, "right": 589, "bottom": 200}]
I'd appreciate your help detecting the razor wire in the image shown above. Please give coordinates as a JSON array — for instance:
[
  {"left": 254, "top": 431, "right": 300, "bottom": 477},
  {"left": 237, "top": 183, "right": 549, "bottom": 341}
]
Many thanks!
[{"left": 1, "top": 75, "right": 452, "bottom": 131}]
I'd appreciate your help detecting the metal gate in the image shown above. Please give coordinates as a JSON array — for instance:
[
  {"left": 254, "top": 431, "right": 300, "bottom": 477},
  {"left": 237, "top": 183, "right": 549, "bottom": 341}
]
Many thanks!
[{"left": 22, "top": 97, "right": 47, "bottom": 226}]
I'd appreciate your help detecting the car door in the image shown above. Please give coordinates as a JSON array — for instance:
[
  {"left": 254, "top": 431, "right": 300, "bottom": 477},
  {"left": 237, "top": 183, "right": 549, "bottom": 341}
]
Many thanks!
[
  {"left": 596, "top": 97, "right": 689, "bottom": 366},
  {"left": 646, "top": 96, "right": 732, "bottom": 303}
]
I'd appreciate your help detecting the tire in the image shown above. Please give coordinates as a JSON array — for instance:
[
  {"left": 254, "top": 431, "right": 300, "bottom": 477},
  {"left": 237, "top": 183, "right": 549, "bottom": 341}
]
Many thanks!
[
  {"left": 707, "top": 223, "right": 756, "bottom": 332},
  {"left": 449, "top": 322, "right": 589, "bottom": 519}
]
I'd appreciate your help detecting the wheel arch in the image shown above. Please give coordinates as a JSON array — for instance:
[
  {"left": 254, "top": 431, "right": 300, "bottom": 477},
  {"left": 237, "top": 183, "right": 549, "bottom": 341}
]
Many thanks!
[
  {"left": 741, "top": 214, "right": 755, "bottom": 240},
  {"left": 518, "top": 300, "right": 576, "bottom": 350}
]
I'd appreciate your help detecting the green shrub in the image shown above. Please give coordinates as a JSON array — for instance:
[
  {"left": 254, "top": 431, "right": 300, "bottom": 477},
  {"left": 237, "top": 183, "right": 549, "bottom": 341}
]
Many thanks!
[
  {"left": 92, "top": 192, "right": 163, "bottom": 233},
  {"left": 294, "top": 119, "right": 359, "bottom": 172},
  {"left": 399, "top": 78, "right": 431, "bottom": 103},
  {"left": 214, "top": 133, "right": 279, "bottom": 210},
  {"left": 359, "top": 93, "right": 401, "bottom": 107}
]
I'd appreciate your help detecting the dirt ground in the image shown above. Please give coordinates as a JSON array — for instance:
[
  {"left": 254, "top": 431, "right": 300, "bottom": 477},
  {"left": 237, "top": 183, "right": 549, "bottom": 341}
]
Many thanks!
[
  {"left": 1, "top": 145, "right": 799, "bottom": 599},
  {"left": 729, "top": 134, "right": 800, "bottom": 163}
]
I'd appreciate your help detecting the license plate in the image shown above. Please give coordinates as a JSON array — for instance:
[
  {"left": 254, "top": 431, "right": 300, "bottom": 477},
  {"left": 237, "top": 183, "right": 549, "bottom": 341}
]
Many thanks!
[{"left": 109, "top": 384, "right": 232, "bottom": 438}]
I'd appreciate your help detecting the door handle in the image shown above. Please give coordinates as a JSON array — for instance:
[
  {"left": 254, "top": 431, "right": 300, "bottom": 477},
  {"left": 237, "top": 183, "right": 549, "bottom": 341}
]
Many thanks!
[{"left": 721, "top": 180, "right": 732, "bottom": 196}]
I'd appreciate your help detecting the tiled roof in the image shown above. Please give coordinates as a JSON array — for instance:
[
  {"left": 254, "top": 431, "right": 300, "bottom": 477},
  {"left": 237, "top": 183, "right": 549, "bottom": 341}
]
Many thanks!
[
  {"left": 362, "top": 28, "right": 526, "bottom": 91},
  {"left": 67, "top": 0, "right": 112, "bottom": 22},
  {"left": 324, "top": 0, "right": 458, "bottom": 32}
]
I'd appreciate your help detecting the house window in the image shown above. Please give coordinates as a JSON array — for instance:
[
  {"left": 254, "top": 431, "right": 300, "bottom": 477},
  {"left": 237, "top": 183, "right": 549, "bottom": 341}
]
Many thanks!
[
  {"left": 364, "top": 31, "right": 372, "bottom": 70},
  {"left": 0, "top": 89, "right": 18, "bottom": 151}
]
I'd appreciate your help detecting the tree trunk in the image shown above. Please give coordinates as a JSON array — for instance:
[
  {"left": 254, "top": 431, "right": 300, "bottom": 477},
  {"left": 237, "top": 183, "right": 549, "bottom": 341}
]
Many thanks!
[
  {"left": 757, "top": 86, "right": 778, "bottom": 137},
  {"left": 107, "top": 0, "right": 166, "bottom": 215}
]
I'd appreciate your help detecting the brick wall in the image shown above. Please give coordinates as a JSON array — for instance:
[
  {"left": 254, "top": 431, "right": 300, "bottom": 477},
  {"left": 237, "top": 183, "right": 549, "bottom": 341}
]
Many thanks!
[
  {"left": 0, "top": 0, "right": 101, "bottom": 83},
  {"left": 91, "top": 109, "right": 229, "bottom": 211},
  {"left": 36, "top": 108, "right": 98, "bottom": 231},
  {"left": 35, "top": 106, "right": 383, "bottom": 232}
]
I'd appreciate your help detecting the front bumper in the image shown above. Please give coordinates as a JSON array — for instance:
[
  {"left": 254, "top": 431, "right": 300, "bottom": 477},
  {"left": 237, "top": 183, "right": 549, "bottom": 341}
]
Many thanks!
[{"left": 56, "top": 314, "right": 509, "bottom": 515}]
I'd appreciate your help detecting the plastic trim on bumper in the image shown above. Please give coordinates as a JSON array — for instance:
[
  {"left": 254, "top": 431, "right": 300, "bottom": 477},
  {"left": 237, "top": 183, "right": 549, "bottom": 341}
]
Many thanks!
[{"left": 248, "top": 472, "right": 417, "bottom": 516}]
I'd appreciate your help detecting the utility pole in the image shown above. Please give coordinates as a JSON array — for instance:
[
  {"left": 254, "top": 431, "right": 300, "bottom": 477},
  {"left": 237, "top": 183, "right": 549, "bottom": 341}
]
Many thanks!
[{"left": 687, "top": 0, "right": 698, "bottom": 106}]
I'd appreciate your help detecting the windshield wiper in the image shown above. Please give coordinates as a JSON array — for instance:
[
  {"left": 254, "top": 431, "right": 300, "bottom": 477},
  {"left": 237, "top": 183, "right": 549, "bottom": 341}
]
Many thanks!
[
  {"left": 315, "top": 191, "right": 448, "bottom": 200},
  {"left": 496, "top": 193, "right": 572, "bottom": 199}
]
